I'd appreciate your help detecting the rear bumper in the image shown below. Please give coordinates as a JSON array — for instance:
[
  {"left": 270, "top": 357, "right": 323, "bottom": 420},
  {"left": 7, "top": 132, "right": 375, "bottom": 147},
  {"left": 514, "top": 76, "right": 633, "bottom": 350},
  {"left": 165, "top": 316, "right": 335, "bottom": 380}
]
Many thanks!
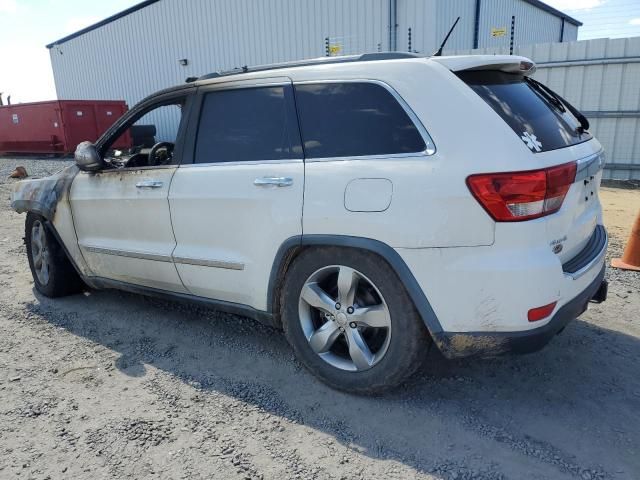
[
  {"left": 432, "top": 265, "right": 607, "bottom": 359},
  {"left": 562, "top": 225, "right": 607, "bottom": 279}
]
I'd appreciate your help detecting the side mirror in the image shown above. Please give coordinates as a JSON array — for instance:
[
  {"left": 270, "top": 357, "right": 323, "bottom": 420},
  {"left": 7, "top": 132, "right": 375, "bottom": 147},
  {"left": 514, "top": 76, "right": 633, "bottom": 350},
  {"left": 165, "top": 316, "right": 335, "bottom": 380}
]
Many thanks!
[{"left": 74, "top": 141, "right": 105, "bottom": 171}]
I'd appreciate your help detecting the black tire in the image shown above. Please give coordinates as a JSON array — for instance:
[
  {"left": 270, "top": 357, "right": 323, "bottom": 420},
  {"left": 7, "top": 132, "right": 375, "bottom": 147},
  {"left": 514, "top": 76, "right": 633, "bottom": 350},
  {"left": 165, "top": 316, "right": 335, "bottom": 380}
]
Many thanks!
[
  {"left": 25, "top": 213, "right": 83, "bottom": 298},
  {"left": 281, "top": 247, "right": 431, "bottom": 394}
]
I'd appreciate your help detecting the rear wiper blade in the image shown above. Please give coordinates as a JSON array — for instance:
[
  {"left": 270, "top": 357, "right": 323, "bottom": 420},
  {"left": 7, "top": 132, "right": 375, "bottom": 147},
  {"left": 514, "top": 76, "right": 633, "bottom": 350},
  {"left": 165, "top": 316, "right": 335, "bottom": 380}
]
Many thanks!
[
  {"left": 525, "top": 77, "right": 565, "bottom": 113},
  {"left": 526, "top": 77, "right": 590, "bottom": 133}
]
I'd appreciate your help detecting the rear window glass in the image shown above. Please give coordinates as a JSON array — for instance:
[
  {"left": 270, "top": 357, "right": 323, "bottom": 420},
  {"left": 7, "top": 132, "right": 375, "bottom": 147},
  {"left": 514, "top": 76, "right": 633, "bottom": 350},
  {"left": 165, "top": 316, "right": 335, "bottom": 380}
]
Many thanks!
[
  {"left": 457, "top": 71, "right": 592, "bottom": 153},
  {"left": 294, "top": 82, "right": 427, "bottom": 159}
]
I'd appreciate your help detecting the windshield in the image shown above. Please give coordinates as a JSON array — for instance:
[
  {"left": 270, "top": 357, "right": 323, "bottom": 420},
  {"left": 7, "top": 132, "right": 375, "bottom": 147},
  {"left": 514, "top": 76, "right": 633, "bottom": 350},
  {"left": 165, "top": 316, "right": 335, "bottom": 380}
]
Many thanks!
[{"left": 457, "top": 70, "right": 592, "bottom": 153}]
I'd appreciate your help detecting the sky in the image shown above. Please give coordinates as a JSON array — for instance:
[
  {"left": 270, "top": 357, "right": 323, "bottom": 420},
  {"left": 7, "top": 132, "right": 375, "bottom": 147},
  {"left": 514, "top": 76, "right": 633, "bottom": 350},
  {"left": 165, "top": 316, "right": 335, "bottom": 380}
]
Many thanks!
[{"left": 0, "top": 0, "right": 639, "bottom": 103}]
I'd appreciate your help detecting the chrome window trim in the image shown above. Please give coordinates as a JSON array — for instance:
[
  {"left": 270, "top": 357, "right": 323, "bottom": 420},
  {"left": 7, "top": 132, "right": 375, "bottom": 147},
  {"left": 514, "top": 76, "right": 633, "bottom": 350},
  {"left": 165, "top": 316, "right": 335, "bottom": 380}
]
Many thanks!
[
  {"left": 179, "top": 158, "right": 303, "bottom": 168},
  {"left": 198, "top": 78, "right": 293, "bottom": 92},
  {"left": 293, "top": 78, "right": 437, "bottom": 161},
  {"left": 304, "top": 152, "right": 432, "bottom": 163},
  {"left": 575, "top": 149, "right": 605, "bottom": 183},
  {"left": 82, "top": 164, "right": 177, "bottom": 174},
  {"left": 172, "top": 256, "right": 245, "bottom": 271}
]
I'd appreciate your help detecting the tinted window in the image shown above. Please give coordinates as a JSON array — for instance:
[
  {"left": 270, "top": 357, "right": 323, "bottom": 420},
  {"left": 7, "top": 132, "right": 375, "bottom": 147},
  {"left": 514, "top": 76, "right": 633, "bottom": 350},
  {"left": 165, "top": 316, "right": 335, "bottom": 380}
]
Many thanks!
[
  {"left": 294, "top": 83, "right": 427, "bottom": 158},
  {"left": 195, "top": 86, "right": 301, "bottom": 163},
  {"left": 457, "top": 71, "right": 592, "bottom": 153}
]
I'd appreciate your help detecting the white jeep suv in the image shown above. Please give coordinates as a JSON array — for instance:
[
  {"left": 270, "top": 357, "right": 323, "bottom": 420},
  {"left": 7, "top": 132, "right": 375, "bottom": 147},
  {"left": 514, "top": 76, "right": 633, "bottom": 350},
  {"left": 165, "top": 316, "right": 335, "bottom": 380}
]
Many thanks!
[{"left": 11, "top": 53, "right": 608, "bottom": 393}]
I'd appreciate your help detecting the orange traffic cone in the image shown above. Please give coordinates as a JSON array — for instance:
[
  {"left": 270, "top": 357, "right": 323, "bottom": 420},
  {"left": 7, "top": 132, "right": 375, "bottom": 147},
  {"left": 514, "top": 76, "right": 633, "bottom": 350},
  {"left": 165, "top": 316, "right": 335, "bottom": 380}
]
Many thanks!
[{"left": 611, "top": 209, "right": 640, "bottom": 272}]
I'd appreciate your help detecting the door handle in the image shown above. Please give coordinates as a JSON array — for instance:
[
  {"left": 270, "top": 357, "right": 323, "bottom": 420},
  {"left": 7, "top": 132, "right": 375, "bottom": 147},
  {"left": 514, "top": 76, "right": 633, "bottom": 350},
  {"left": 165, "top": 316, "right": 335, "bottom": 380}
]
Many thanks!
[
  {"left": 253, "top": 177, "right": 293, "bottom": 187},
  {"left": 136, "top": 180, "right": 164, "bottom": 189}
]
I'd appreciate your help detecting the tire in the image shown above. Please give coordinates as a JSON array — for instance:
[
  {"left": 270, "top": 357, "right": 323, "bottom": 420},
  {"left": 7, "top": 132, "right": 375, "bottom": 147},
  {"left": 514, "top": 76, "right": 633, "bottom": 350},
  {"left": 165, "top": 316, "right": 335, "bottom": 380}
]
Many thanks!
[
  {"left": 281, "top": 247, "right": 430, "bottom": 394},
  {"left": 25, "top": 213, "right": 83, "bottom": 298}
]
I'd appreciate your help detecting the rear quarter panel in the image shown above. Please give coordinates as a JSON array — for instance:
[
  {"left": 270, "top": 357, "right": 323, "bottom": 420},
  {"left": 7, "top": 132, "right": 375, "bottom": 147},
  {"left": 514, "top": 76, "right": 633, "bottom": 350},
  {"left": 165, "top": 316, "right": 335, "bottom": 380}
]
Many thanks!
[{"left": 301, "top": 61, "right": 504, "bottom": 248}]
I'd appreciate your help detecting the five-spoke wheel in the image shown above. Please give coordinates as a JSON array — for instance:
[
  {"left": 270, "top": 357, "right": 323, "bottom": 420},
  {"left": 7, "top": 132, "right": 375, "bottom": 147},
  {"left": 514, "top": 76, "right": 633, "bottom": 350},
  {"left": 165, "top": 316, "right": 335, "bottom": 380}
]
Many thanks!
[
  {"left": 299, "top": 265, "right": 391, "bottom": 371},
  {"left": 30, "top": 220, "right": 51, "bottom": 286},
  {"left": 282, "top": 247, "right": 429, "bottom": 393},
  {"left": 25, "top": 213, "right": 83, "bottom": 298}
]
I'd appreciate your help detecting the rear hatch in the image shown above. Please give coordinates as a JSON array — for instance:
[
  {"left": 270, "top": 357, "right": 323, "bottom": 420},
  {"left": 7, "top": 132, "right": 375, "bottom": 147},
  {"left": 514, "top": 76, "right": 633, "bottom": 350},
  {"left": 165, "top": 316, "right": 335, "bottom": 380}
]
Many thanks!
[{"left": 441, "top": 56, "right": 603, "bottom": 264}]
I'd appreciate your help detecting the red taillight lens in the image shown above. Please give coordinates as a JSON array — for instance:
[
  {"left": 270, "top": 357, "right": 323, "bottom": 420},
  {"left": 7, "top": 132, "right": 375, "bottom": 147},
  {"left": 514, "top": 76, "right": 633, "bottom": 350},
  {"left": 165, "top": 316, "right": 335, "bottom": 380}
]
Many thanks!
[
  {"left": 528, "top": 302, "right": 557, "bottom": 322},
  {"left": 544, "top": 162, "right": 577, "bottom": 214},
  {"left": 467, "top": 162, "right": 577, "bottom": 222}
]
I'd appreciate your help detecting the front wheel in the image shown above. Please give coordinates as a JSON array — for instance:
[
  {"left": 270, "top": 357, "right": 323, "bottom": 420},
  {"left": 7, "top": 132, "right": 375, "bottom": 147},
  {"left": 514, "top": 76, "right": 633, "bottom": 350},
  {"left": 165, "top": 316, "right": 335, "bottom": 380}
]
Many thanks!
[
  {"left": 281, "top": 247, "right": 430, "bottom": 394},
  {"left": 25, "top": 213, "right": 83, "bottom": 298}
]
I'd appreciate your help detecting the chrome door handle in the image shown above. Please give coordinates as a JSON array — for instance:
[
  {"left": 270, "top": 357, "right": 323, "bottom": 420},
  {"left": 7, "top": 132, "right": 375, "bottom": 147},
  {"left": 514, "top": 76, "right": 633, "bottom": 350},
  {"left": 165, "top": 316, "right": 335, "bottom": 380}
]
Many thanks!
[
  {"left": 136, "top": 180, "right": 164, "bottom": 189},
  {"left": 253, "top": 177, "right": 293, "bottom": 187}
]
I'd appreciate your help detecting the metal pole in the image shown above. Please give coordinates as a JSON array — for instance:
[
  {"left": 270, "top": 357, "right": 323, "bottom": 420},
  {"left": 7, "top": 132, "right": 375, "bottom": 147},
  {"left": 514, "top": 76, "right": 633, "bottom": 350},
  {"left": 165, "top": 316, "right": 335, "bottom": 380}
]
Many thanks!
[
  {"left": 510, "top": 15, "right": 515, "bottom": 55},
  {"left": 473, "top": 0, "right": 481, "bottom": 49},
  {"left": 388, "top": 0, "right": 397, "bottom": 51}
]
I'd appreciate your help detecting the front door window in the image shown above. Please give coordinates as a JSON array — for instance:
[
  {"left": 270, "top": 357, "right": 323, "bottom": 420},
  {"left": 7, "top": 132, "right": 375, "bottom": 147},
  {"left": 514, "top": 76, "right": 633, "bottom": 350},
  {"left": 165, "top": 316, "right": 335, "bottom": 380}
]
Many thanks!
[{"left": 102, "top": 100, "right": 186, "bottom": 169}]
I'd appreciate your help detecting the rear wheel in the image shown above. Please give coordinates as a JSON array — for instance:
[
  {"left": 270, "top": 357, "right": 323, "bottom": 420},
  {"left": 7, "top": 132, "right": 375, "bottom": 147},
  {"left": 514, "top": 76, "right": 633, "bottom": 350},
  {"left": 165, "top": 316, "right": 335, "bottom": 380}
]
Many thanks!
[
  {"left": 25, "top": 213, "right": 83, "bottom": 298},
  {"left": 281, "top": 247, "right": 430, "bottom": 394}
]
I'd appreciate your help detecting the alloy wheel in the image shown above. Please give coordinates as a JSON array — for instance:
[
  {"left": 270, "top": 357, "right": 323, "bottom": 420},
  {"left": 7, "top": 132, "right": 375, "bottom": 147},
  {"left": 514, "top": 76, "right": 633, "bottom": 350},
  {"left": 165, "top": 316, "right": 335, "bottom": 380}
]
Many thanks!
[
  {"left": 31, "top": 220, "right": 50, "bottom": 286},
  {"left": 298, "top": 265, "right": 391, "bottom": 372}
]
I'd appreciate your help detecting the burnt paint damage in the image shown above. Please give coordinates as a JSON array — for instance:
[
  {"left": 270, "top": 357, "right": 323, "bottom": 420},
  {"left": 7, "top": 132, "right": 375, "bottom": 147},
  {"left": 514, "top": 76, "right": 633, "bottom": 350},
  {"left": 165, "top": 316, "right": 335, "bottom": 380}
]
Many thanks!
[
  {"left": 10, "top": 165, "right": 80, "bottom": 221},
  {"left": 433, "top": 265, "right": 606, "bottom": 359},
  {"left": 433, "top": 333, "right": 511, "bottom": 359}
]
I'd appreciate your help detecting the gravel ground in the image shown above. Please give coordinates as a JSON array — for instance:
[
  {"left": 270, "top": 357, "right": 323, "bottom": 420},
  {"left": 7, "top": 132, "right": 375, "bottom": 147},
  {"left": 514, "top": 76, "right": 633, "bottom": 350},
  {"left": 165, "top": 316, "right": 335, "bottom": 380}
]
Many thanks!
[{"left": 1, "top": 157, "right": 639, "bottom": 480}]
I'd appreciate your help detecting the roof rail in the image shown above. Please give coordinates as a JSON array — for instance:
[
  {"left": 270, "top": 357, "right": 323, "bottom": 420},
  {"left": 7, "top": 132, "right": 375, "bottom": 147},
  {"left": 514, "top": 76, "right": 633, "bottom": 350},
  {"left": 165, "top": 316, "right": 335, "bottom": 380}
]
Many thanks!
[{"left": 196, "top": 52, "right": 422, "bottom": 81}]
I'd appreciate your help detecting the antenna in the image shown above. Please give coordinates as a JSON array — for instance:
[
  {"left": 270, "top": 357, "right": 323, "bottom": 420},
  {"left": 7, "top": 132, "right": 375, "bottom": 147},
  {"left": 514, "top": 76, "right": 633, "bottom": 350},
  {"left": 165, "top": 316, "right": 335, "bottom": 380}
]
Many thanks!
[{"left": 433, "top": 16, "right": 461, "bottom": 57}]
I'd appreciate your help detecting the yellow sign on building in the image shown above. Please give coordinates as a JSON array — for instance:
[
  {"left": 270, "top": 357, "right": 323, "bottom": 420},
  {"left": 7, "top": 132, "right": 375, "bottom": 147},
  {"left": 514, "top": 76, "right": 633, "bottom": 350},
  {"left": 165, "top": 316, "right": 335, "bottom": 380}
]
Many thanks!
[
  {"left": 329, "top": 44, "right": 342, "bottom": 56},
  {"left": 491, "top": 27, "right": 507, "bottom": 37}
]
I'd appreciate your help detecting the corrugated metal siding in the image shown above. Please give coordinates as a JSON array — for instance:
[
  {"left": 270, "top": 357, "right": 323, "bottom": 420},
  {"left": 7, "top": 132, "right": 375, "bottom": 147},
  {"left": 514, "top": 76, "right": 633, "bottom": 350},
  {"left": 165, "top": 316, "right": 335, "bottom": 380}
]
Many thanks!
[
  {"left": 478, "top": 0, "right": 563, "bottom": 50},
  {"left": 436, "top": 0, "right": 476, "bottom": 51},
  {"left": 50, "top": 0, "right": 575, "bottom": 99},
  {"left": 50, "top": 0, "right": 390, "bottom": 104},
  {"left": 396, "top": 0, "right": 438, "bottom": 54},
  {"left": 49, "top": 0, "right": 390, "bottom": 139},
  {"left": 49, "top": 0, "right": 576, "bottom": 141},
  {"left": 563, "top": 22, "right": 578, "bottom": 42},
  {"left": 396, "top": 0, "right": 475, "bottom": 54},
  {"left": 446, "top": 36, "right": 640, "bottom": 181}
]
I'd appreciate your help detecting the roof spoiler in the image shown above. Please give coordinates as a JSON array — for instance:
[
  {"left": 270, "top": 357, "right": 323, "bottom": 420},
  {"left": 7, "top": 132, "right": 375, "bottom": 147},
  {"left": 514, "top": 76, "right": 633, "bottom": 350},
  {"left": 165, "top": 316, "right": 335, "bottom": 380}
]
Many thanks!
[{"left": 431, "top": 55, "right": 537, "bottom": 76}]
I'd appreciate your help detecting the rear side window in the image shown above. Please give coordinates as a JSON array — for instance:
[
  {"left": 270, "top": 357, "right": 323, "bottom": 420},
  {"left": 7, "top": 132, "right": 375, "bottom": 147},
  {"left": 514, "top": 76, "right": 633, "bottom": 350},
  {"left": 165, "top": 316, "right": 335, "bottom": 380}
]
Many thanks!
[
  {"left": 294, "top": 82, "right": 427, "bottom": 159},
  {"left": 457, "top": 71, "right": 592, "bottom": 153},
  {"left": 194, "top": 86, "right": 301, "bottom": 163}
]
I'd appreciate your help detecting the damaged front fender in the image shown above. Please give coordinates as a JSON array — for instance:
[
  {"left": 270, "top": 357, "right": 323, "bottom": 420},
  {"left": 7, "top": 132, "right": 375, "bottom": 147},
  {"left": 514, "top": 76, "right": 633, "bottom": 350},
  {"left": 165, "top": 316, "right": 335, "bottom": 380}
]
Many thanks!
[{"left": 10, "top": 165, "right": 80, "bottom": 221}]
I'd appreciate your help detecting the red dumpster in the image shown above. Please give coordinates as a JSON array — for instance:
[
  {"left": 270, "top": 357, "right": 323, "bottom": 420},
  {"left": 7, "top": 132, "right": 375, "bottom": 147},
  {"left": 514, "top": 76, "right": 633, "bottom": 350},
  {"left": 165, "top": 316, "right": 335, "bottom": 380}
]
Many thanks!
[{"left": 0, "top": 100, "right": 130, "bottom": 155}]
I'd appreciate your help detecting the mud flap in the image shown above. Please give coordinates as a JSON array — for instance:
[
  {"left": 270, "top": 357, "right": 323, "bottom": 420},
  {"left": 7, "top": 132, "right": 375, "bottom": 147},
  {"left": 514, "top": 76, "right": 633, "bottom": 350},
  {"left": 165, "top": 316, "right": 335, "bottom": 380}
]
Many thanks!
[{"left": 590, "top": 279, "right": 608, "bottom": 304}]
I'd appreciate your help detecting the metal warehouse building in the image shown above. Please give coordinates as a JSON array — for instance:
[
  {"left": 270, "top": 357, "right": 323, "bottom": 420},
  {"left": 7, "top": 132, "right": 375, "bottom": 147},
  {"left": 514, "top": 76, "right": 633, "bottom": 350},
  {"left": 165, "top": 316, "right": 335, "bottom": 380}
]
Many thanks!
[{"left": 47, "top": 0, "right": 581, "bottom": 108}]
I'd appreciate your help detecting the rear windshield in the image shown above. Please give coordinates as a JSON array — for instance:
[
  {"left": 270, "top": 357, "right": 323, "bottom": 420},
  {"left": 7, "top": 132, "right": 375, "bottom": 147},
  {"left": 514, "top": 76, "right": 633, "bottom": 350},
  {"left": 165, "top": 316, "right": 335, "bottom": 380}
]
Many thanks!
[{"left": 457, "top": 71, "right": 592, "bottom": 153}]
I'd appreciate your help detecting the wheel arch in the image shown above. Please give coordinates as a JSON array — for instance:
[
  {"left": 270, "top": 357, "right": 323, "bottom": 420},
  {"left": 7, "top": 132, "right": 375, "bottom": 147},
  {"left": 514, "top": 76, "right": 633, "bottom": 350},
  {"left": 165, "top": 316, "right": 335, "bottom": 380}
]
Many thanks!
[
  {"left": 11, "top": 165, "right": 80, "bottom": 222},
  {"left": 268, "top": 235, "right": 444, "bottom": 336},
  {"left": 17, "top": 203, "right": 51, "bottom": 220},
  {"left": 25, "top": 211, "right": 91, "bottom": 286}
]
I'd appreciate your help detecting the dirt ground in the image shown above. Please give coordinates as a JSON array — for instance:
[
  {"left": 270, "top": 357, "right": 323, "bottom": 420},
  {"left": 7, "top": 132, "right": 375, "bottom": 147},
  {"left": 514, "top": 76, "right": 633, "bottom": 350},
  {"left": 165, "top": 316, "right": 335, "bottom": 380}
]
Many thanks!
[{"left": 0, "top": 158, "right": 639, "bottom": 480}]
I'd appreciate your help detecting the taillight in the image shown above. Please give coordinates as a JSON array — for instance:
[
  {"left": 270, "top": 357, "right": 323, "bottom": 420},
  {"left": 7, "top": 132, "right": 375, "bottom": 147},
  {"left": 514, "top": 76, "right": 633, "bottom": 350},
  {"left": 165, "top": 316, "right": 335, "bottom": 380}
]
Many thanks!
[{"left": 467, "top": 162, "right": 577, "bottom": 222}]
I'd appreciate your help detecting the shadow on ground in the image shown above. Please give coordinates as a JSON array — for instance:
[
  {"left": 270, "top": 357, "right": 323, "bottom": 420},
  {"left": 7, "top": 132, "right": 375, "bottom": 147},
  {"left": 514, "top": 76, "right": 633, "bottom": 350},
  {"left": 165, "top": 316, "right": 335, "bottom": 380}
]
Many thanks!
[{"left": 25, "top": 286, "right": 640, "bottom": 479}]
